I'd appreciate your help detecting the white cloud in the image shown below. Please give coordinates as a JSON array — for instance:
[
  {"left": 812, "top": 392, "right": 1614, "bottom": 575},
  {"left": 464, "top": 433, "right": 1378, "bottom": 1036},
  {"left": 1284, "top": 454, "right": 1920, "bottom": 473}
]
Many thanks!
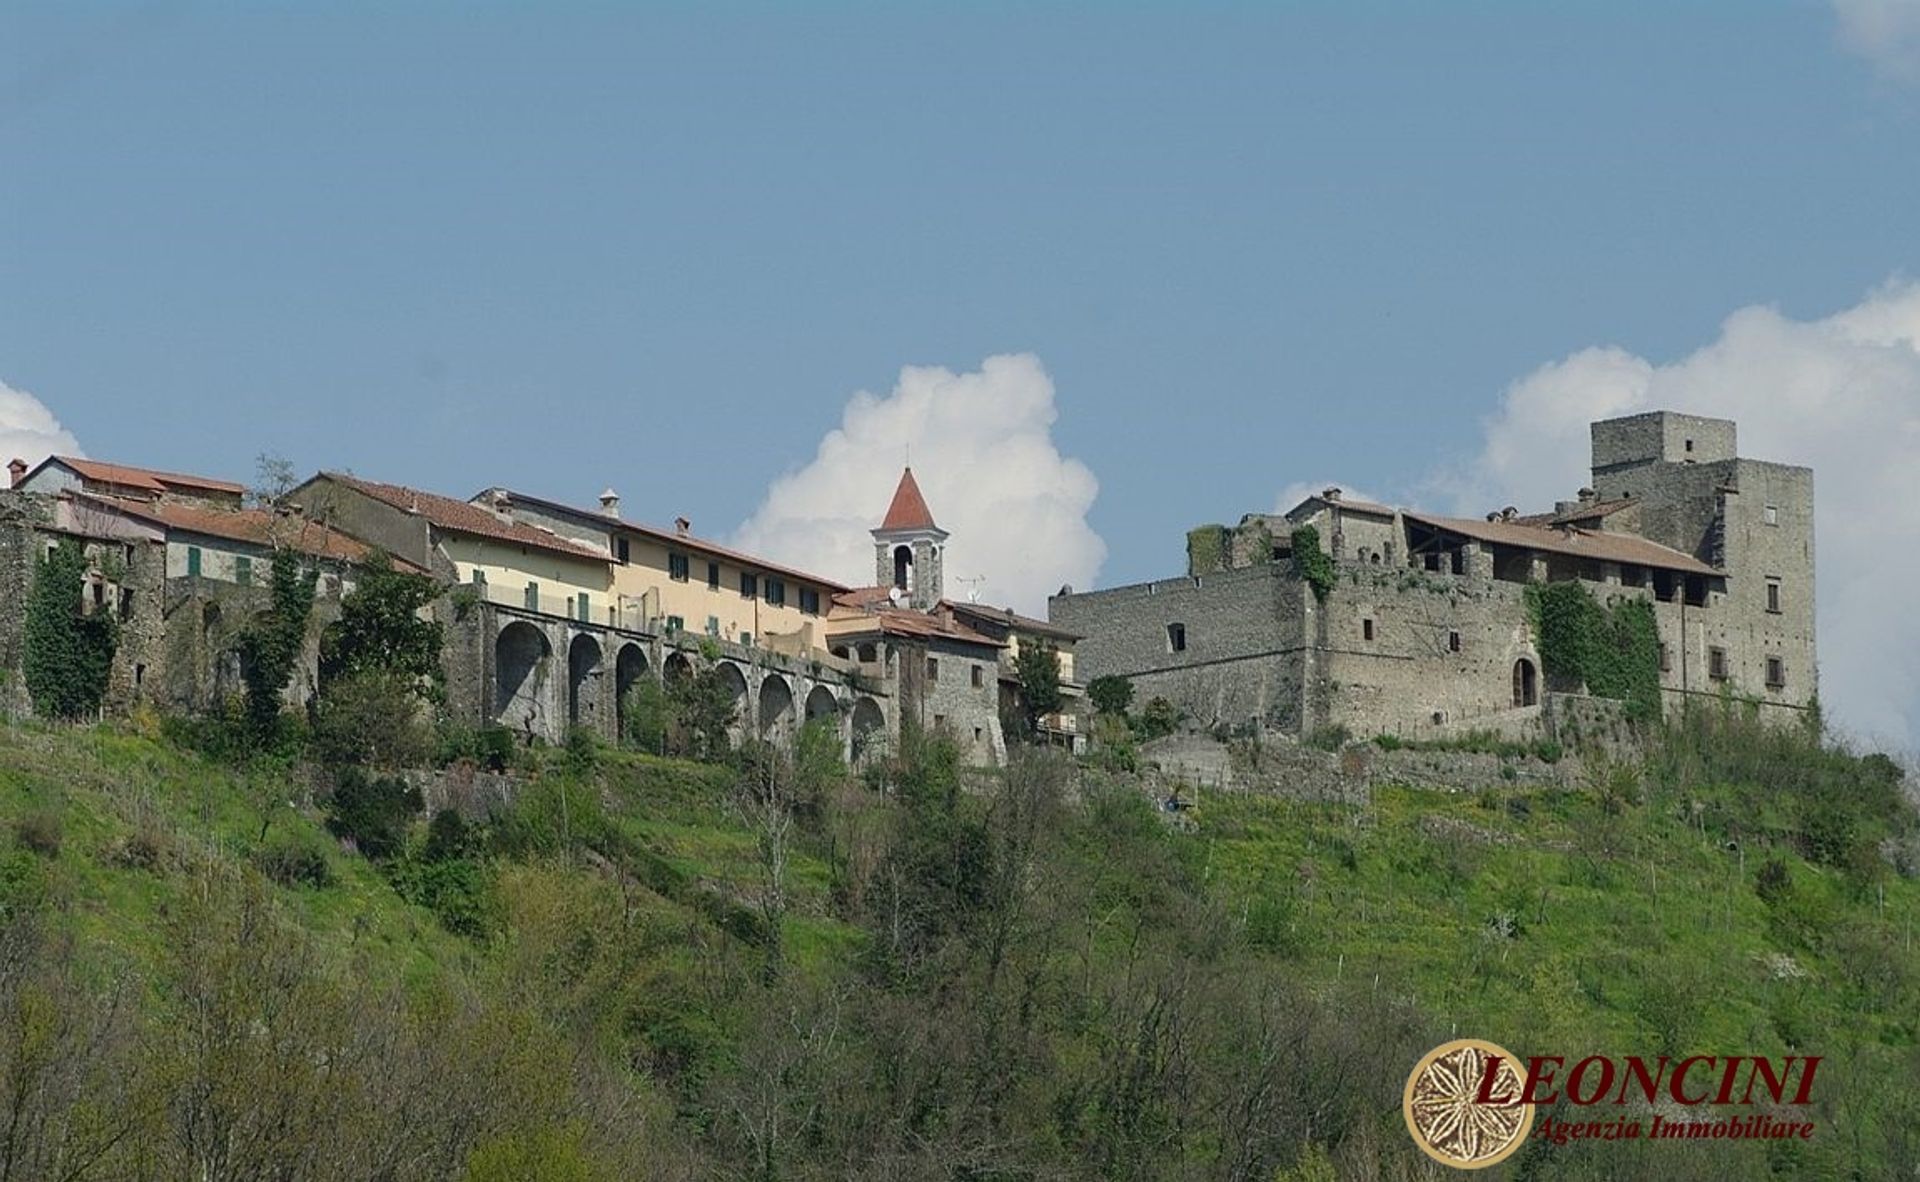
[
  {"left": 1833, "top": 0, "right": 1920, "bottom": 82},
  {"left": 0, "top": 377, "right": 82, "bottom": 474},
  {"left": 1442, "top": 280, "right": 1920, "bottom": 749},
  {"left": 731, "top": 353, "right": 1105, "bottom": 614}
]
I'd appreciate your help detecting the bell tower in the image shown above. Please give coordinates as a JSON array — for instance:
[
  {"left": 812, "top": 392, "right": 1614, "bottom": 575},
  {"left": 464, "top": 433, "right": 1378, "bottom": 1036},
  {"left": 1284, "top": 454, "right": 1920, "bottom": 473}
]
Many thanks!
[{"left": 872, "top": 466, "right": 947, "bottom": 610}]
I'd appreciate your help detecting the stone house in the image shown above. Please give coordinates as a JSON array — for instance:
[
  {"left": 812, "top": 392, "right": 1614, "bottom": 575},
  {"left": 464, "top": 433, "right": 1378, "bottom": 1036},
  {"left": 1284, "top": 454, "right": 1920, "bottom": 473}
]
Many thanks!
[{"left": 1050, "top": 411, "right": 1815, "bottom": 740}]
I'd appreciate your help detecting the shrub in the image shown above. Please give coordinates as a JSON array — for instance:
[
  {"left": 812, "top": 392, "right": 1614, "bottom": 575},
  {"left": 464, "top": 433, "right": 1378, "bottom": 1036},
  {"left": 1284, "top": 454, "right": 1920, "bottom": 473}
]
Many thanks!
[
  {"left": 1289, "top": 525, "right": 1337, "bottom": 602},
  {"left": 1136, "top": 697, "right": 1180, "bottom": 741},
  {"left": 621, "top": 678, "right": 670, "bottom": 754},
  {"left": 1302, "top": 724, "right": 1350, "bottom": 752},
  {"left": 14, "top": 811, "right": 63, "bottom": 858},
  {"left": 254, "top": 831, "right": 334, "bottom": 888},
  {"left": 311, "top": 670, "right": 433, "bottom": 769},
  {"left": 324, "top": 766, "right": 423, "bottom": 859},
  {"left": 1088, "top": 675, "right": 1134, "bottom": 717},
  {"left": 391, "top": 852, "right": 496, "bottom": 938}
]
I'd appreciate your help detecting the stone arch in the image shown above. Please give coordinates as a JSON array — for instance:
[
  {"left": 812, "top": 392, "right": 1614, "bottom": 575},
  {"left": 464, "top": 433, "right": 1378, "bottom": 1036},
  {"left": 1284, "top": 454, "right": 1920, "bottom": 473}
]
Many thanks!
[
  {"left": 892, "top": 544, "right": 913, "bottom": 592},
  {"left": 757, "top": 674, "right": 795, "bottom": 742},
  {"left": 1512, "top": 657, "right": 1539, "bottom": 708},
  {"left": 716, "top": 661, "right": 749, "bottom": 739},
  {"left": 851, "top": 696, "right": 885, "bottom": 760},
  {"left": 567, "top": 633, "right": 603, "bottom": 731},
  {"left": 663, "top": 650, "right": 693, "bottom": 684},
  {"left": 804, "top": 684, "right": 840, "bottom": 723},
  {"left": 496, "top": 621, "right": 552, "bottom": 734},
  {"left": 614, "top": 643, "right": 650, "bottom": 731}
]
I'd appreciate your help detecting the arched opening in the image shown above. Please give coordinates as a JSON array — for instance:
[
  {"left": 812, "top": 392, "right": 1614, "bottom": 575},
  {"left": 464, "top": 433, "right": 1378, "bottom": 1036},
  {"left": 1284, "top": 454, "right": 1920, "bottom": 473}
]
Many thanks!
[
  {"left": 1512, "top": 658, "right": 1538, "bottom": 708},
  {"left": 615, "top": 643, "right": 649, "bottom": 728},
  {"left": 892, "top": 544, "right": 914, "bottom": 592},
  {"left": 496, "top": 621, "right": 552, "bottom": 732},
  {"left": 757, "top": 674, "right": 794, "bottom": 742},
  {"left": 567, "top": 633, "right": 603, "bottom": 729},
  {"left": 663, "top": 650, "right": 693, "bottom": 685},
  {"left": 716, "top": 662, "right": 749, "bottom": 741},
  {"left": 804, "top": 684, "right": 840, "bottom": 723},
  {"left": 851, "top": 696, "right": 885, "bottom": 760}
]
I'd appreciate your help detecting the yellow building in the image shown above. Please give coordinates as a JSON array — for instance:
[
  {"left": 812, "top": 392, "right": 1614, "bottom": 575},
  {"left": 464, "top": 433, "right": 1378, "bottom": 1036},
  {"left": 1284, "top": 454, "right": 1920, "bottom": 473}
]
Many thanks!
[{"left": 471, "top": 488, "right": 848, "bottom": 652}]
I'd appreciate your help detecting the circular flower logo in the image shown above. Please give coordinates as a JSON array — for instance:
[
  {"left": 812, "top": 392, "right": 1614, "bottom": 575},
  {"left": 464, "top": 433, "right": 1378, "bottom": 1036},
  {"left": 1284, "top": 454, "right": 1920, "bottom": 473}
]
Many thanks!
[{"left": 1403, "top": 1038, "right": 1534, "bottom": 1169}]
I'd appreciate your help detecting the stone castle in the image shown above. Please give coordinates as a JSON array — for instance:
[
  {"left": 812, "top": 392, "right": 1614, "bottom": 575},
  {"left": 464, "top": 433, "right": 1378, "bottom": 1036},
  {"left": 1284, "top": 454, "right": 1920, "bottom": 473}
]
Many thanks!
[
  {"left": 1050, "top": 411, "right": 1815, "bottom": 741},
  {"left": 1, "top": 408, "right": 1812, "bottom": 758}
]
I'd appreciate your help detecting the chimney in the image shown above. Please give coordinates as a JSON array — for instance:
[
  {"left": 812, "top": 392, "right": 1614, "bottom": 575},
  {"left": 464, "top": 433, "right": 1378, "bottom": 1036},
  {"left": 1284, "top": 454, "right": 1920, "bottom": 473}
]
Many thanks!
[
  {"left": 487, "top": 488, "right": 510, "bottom": 518},
  {"left": 598, "top": 488, "right": 621, "bottom": 518},
  {"left": 1500, "top": 506, "right": 1518, "bottom": 522},
  {"left": 1577, "top": 487, "right": 1597, "bottom": 503},
  {"left": 674, "top": 516, "right": 691, "bottom": 537},
  {"left": 7, "top": 459, "right": 26, "bottom": 488},
  {"left": 1321, "top": 486, "right": 1343, "bottom": 502}
]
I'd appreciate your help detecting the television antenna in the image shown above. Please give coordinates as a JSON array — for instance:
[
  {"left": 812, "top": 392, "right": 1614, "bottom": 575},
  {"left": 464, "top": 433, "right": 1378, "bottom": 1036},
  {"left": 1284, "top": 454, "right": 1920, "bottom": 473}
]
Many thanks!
[{"left": 954, "top": 574, "right": 986, "bottom": 604}]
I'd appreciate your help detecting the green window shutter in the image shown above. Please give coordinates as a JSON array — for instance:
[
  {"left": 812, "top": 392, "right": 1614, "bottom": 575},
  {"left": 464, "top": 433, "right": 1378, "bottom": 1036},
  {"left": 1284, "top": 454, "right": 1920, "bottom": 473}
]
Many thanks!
[
  {"left": 577, "top": 592, "right": 589, "bottom": 621},
  {"left": 186, "top": 546, "right": 202, "bottom": 577},
  {"left": 525, "top": 582, "right": 539, "bottom": 611},
  {"left": 235, "top": 556, "right": 252, "bottom": 586}
]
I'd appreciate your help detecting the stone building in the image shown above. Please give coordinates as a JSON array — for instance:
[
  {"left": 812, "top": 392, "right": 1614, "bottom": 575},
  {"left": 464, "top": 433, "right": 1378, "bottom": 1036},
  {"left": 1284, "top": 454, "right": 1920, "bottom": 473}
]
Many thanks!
[
  {"left": 1050, "top": 411, "right": 1814, "bottom": 740},
  {"left": 2, "top": 457, "right": 393, "bottom": 718}
]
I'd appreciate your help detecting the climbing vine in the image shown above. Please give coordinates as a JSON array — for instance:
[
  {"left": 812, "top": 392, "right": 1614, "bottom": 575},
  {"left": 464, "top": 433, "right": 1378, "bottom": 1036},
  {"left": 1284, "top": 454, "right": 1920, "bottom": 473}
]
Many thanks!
[
  {"left": 1524, "top": 581, "right": 1661, "bottom": 722},
  {"left": 1290, "top": 525, "right": 1337, "bottom": 602},
  {"left": 23, "top": 540, "right": 119, "bottom": 720},
  {"left": 236, "top": 554, "right": 319, "bottom": 733},
  {"left": 1185, "top": 524, "right": 1230, "bottom": 576}
]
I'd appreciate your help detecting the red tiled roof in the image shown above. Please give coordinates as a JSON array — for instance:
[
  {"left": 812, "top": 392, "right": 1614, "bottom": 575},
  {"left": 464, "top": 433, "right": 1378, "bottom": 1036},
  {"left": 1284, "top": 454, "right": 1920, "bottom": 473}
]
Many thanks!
[
  {"left": 1404, "top": 511, "right": 1719, "bottom": 576},
  {"left": 80, "top": 494, "right": 425, "bottom": 571},
  {"left": 47, "top": 455, "right": 245, "bottom": 497},
  {"left": 878, "top": 467, "right": 938, "bottom": 531},
  {"left": 833, "top": 607, "right": 1003, "bottom": 648},
  {"left": 1550, "top": 498, "right": 1635, "bottom": 526},
  {"left": 323, "top": 473, "right": 607, "bottom": 561},
  {"left": 834, "top": 585, "right": 897, "bottom": 609},
  {"left": 1284, "top": 494, "right": 1397, "bottom": 520},
  {"left": 941, "top": 598, "right": 1082, "bottom": 641}
]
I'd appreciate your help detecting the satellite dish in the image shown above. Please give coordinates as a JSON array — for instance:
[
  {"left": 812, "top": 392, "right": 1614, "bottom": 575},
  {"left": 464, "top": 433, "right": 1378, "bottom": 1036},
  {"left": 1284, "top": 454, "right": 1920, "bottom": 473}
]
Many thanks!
[{"left": 887, "top": 586, "right": 903, "bottom": 606}]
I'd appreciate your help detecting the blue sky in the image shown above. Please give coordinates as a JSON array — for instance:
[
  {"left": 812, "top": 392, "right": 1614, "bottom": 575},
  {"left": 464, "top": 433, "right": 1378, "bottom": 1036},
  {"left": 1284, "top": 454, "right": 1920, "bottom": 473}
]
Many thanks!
[{"left": 6, "top": 2, "right": 1920, "bottom": 743}]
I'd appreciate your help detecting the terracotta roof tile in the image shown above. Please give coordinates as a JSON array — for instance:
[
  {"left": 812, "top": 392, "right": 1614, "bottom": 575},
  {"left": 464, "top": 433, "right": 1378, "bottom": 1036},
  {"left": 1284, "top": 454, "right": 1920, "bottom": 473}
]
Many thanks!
[
  {"left": 48, "top": 455, "right": 245, "bottom": 497},
  {"left": 1404, "top": 511, "right": 1718, "bottom": 575},
  {"left": 941, "top": 598, "right": 1082, "bottom": 641},
  {"left": 878, "top": 467, "right": 938, "bottom": 531},
  {"left": 323, "top": 473, "right": 607, "bottom": 561},
  {"left": 81, "top": 494, "right": 424, "bottom": 571}
]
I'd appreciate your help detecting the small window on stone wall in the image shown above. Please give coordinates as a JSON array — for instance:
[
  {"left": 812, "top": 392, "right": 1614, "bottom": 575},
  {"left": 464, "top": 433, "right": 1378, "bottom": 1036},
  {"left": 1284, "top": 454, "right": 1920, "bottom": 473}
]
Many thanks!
[
  {"left": 1659, "top": 643, "right": 1671, "bottom": 672},
  {"left": 1448, "top": 630, "right": 1460, "bottom": 653},
  {"left": 1766, "top": 580, "right": 1781, "bottom": 613},
  {"left": 1764, "top": 505, "right": 1778, "bottom": 526},
  {"left": 927, "top": 657, "right": 939, "bottom": 681},
  {"left": 1166, "top": 623, "right": 1186, "bottom": 653},
  {"left": 971, "top": 665, "right": 984, "bottom": 688},
  {"left": 1709, "top": 647, "right": 1728, "bottom": 680},
  {"left": 1362, "top": 618, "right": 1375, "bottom": 641},
  {"left": 1766, "top": 657, "right": 1785, "bottom": 688}
]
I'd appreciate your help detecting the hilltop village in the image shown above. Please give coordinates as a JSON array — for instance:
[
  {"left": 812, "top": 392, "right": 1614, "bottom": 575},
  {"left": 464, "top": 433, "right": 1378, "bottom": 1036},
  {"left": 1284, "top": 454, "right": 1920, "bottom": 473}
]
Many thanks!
[{"left": 0, "top": 409, "right": 1811, "bottom": 762}]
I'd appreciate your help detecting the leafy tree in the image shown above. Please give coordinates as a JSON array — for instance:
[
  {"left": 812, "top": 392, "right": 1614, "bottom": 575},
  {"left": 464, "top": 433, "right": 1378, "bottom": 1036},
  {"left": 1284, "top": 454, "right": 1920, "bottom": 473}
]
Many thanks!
[
  {"left": 621, "top": 677, "right": 670, "bottom": 754},
  {"left": 311, "top": 670, "right": 433, "bottom": 769},
  {"left": 235, "top": 555, "right": 318, "bottom": 734},
  {"left": 1136, "top": 696, "right": 1180, "bottom": 740},
  {"left": 666, "top": 646, "right": 738, "bottom": 762},
  {"left": 1088, "top": 674, "right": 1134, "bottom": 717},
  {"left": 1289, "top": 525, "right": 1336, "bottom": 602},
  {"left": 318, "top": 556, "right": 444, "bottom": 695},
  {"left": 323, "top": 765, "right": 423, "bottom": 859},
  {"left": 23, "top": 540, "right": 118, "bottom": 720},
  {"left": 1013, "top": 639, "right": 1063, "bottom": 736}
]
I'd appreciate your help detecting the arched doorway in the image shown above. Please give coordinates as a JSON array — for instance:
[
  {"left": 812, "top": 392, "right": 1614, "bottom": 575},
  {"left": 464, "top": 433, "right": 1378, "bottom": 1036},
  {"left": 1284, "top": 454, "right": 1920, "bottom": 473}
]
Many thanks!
[
  {"left": 851, "top": 696, "right": 885, "bottom": 760},
  {"left": 496, "top": 621, "right": 552, "bottom": 733},
  {"left": 758, "top": 674, "right": 794, "bottom": 743},
  {"left": 804, "top": 684, "right": 840, "bottom": 723},
  {"left": 567, "top": 633, "right": 603, "bottom": 730},
  {"left": 615, "top": 644, "right": 649, "bottom": 731},
  {"left": 1512, "top": 657, "right": 1538, "bottom": 708},
  {"left": 716, "top": 662, "right": 749, "bottom": 741},
  {"left": 663, "top": 650, "right": 693, "bottom": 685},
  {"left": 892, "top": 544, "right": 913, "bottom": 592}
]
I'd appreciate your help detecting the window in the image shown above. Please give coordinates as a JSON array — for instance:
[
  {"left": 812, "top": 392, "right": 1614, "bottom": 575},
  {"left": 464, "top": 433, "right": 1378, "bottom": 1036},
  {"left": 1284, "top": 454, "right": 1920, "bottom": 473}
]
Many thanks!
[
  {"left": 1766, "top": 580, "right": 1781, "bottom": 614},
  {"left": 471, "top": 568, "right": 486, "bottom": 586},
  {"left": 576, "top": 592, "right": 590, "bottom": 622},
  {"left": 1659, "top": 642, "right": 1671, "bottom": 672},
  {"left": 615, "top": 537, "right": 630, "bottom": 565},
  {"left": 708, "top": 561, "right": 721, "bottom": 590},
  {"left": 741, "top": 632, "right": 752, "bottom": 647},
  {"left": 1684, "top": 438, "right": 1694, "bottom": 453},
  {"left": 665, "top": 614, "right": 684, "bottom": 632},
  {"left": 1424, "top": 552, "right": 1441, "bottom": 572},
  {"left": 799, "top": 587, "right": 820, "bottom": 615},
  {"left": 765, "top": 578, "right": 785, "bottom": 607},
  {"left": 927, "top": 657, "right": 939, "bottom": 681},
  {"left": 119, "top": 587, "right": 134, "bottom": 621},
  {"left": 1622, "top": 566, "right": 1646, "bottom": 589},
  {"left": 1709, "top": 647, "right": 1728, "bottom": 680},
  {"left": 739, "top": 571, "right": 758, "bottom": 599},
  {"left": 973, "top": 726, "right": 983, "bottom": 743},
  {"left": 1766, "top": 657, "right": 1785, "bottom": 688},
  {"left": 1362, "top": 618, "right": 1375, "bottom": 641},
  {"left": 525, "top": 582, "right": 539, "bottom": 612},
  {"left": 668, "top": 552, "right": 690, "bottom": 582},
  {"left": 971, "top": 664, "right": 985, "bottom": 688},
  {"left": 857, "top": 643, "right": 877, "bottom": 663},
  {"left": 186, "top": 546, "right": 202, "bottom": 577},
  {"left": 135, "top": 663, "right": 146, "bottom": 688},
  {"left": 234, "top": 556, "right": 252, "bottom": 586},
  {"left": 1764, "top": 505, "right": 1779, "bottom": 526},
  {"left": 1166, "top": 623, "right": 1186, "bottom": 653},
  {"left": 1448, "top": 630, "right": 1461, "bottom": 653},
  {"left": 706, "top": 615, "right": 720, "bottom": 636},
  {"left": 934, "top": 714, "right": 947, "bottom": 730}
]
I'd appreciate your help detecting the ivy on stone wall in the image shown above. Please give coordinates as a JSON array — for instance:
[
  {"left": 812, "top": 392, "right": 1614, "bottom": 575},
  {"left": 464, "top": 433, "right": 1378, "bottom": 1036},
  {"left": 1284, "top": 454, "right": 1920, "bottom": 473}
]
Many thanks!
[
  {"left": 1289, "top": 526, "right": 1337, "bottom": 602},
  {"left": 1186, "top": 525, "right": 1230, "bottom": 576},
  {"left": 236, "top": 555, "right": 319, "bottom": 733},
  {"left": 23, "top": 540, "right": 118, "bottom": 720},
  {"left": 1235, "top": 518, "right": 1274, "bottom": 566},
  {"left": 1524, "top": 580, "right": 1661, "bottom": 723}
]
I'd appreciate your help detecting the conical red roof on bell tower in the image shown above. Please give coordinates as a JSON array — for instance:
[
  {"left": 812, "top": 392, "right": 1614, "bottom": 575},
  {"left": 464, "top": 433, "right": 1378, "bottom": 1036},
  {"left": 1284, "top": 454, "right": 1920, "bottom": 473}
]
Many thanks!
[{"left": 880, "top": 467, "right": 937, "bottom": 531}]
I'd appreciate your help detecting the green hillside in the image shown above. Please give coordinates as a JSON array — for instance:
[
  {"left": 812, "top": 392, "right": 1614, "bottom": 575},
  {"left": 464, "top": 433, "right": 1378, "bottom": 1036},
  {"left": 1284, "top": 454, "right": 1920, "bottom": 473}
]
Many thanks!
[{"left": 1, "top": 705, "right": 1915, "bottom": 1180}]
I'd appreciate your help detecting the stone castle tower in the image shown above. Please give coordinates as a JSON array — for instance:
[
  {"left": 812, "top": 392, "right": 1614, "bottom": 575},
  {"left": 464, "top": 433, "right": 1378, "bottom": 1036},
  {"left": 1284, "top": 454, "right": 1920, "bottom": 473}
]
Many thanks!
[{"left": 872, "top": 467, "right": 947, "bottom": 610}]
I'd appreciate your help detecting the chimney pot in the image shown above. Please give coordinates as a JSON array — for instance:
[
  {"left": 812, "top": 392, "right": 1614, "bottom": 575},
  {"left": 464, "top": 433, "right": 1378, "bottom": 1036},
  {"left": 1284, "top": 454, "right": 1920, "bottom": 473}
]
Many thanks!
[
  {"left": 1321, "top": 486, "right": 1342, "bottom": 502},
  {"left": 7, "top": 458, "right": 27, "bottom": 488},
  {"left": 1578, "top": 487, "right": 1597, "bottom": 503},
  {"left": 674, "top": 516, "right": 690, "bottom": 537},
  {"left": 598, "top": 488, "right": 621, "bottom": 518}
]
